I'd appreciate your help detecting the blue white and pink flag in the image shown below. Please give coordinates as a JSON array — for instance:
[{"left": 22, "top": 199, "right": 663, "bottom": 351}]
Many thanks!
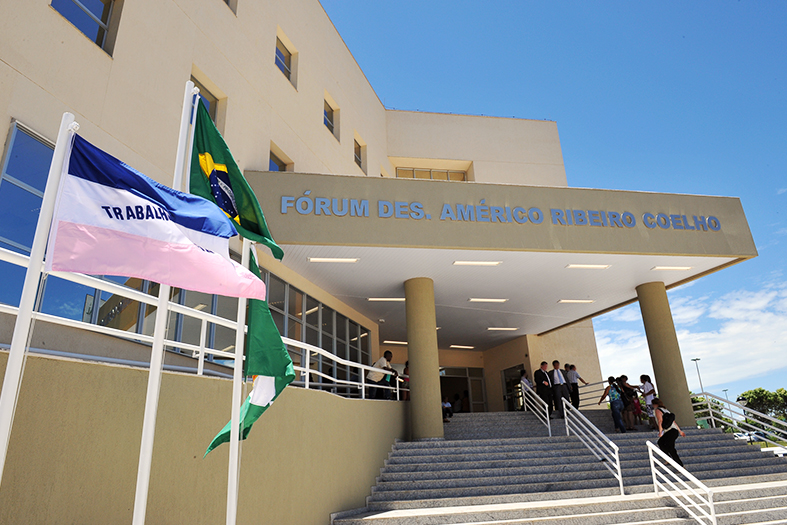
[{"left": 45, "top": 134, "right": 266, "bottom": 300}]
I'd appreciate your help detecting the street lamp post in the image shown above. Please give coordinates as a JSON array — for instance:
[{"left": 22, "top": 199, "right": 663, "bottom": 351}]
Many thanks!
[
  {"left": 691, "top": 358, "right": 713, "bottom": 428},
  {"left": 723, "top": 388, "right": 731, "bottom": 425}
]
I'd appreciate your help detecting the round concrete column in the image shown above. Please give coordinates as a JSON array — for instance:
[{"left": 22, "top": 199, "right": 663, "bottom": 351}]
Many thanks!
[
  {"left": 404, "top": 277, "right": 444, "bottom": 440},
  {"left": 636, "top": 281, "right": 695, "bottom": 427}
]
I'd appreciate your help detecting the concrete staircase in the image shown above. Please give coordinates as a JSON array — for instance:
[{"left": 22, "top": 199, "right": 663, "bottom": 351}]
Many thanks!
[{"left": 333, "top": 411, "right": 787, "bottom": 525}]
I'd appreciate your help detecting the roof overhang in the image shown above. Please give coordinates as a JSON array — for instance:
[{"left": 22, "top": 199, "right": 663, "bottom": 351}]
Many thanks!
[{"left": 246, "top": 171, "right": 757, "bottom": 351}]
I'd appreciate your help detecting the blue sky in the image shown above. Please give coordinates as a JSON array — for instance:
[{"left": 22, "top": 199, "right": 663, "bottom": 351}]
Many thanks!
[{"left": 320, "top": 1, "right": 787, "bottom": 399}]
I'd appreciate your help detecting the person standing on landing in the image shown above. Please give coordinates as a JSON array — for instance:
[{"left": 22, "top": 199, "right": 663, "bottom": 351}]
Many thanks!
[
  {"left": 567, "top": 364, "right": 589, "bottom": 409},
  {"left": 653, "top": 398, "right": 686, "bottom": 467},
  {"left": 639, "top": 375, "right": 656, "bottom": 430},
  {"left": 550, "top": 360, "right": 571, "bottom": 418},
  {"left": 533, "top": 361, "right": 553, "bottom": 417}
]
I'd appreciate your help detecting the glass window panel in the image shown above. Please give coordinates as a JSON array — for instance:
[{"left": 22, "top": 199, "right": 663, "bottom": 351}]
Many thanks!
[
  {"left": 321, "top": 306, "right": 334, "bottom": 337},
  {"left": 336, "top": 313, "right": 347, "bottom": 342},
  {"left": 275, "top": 38, "right": 291, "bottom": 79},
  {"left": 288, "top": 287, "right": 303, "bottom": 319},
  {"left": 213, "top": 325, "right": 235, "bottom": 353},
  {"left": 0, "top": 182, "right": 43, "bottom": 250},
  {"left": 324, "top": 101, "right": 334, "bottom": 133},
  {"left": 39, "top": 275, "right": 96, "bottom": 322},
  {"left": 96, "top": 276, "right": 142, "bottom": 332},
  {"left": 414, "top": 169, "right": 430, "bottom": 179},
  {"left": 442, "top": 367, "right": 468, "bottom": 377},
  {"left": 321, "top": 331, "right": 333, "bottom": 355},
  {"left": 178, "top": 289, "right": 213, "bottom": 345},
  {"left": 287, "top": 319, "right": 302, "bottom": 342},
  {"left": 449, "top": 171, "right": 466, "bottom": 181},
  {"left": 305, "top": 296, "right": 319, "bottom": 327},
  {"left": 166, "top": 288, "right": 183, "bottom": 341},
  {"left": 432, "top": 170, "right": 449, "bottom": 181},
  {"left": 348, "top": 323, "right": 359, "bottom": 347},
  {"left": 216, "top": 295, "right": 238, "bottom": 321},
  {"left": 0, "top": 253, "right": 28, "bottom": 307},
  {"left": 396, "top": 168, "right": 414, "bottom": 178},
  {"left": 471, "top": 379, "right": 484, "bottom": 403},
  {"left": 468, "top": 367, "right": 484, "bottom": 378},
  {"left": 349, "top": 345, "right": 359, "bottom": 364},
  {"left": 305, "top": 326, "right": 319, "bottom": 348},
  {"left": 191, "top": 77, "right": 218, "bottom": 122},
  {"left": 267, "top": 274, "right": 286, "bottom": 312},
  {"left": 4, "top": 128, "right": 54, "bottom": 192}
]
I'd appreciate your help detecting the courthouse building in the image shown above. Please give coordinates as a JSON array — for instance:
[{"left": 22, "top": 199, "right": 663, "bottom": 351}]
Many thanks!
[{"left": 0, "top": 0, "right": 756, "bottom": 523}]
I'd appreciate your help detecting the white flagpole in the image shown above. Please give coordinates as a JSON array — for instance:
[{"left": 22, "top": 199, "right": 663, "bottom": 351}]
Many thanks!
[
  {"left": 131, "top": 81, "right": 198, "bottom": 525},
  {"left": 227, "top": 236, "right": 252, "bottom": 525},
  {"left": 0, "top": 112, "right": 78, "bottom": 486}
]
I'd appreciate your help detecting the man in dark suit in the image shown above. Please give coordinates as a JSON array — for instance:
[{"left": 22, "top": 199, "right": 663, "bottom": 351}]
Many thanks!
[
  {"left": 533, "top": 361, "right": 553, "bottom": 416},
  {"left": 551, "top": 360, "right": 571, "bottom": 418}
]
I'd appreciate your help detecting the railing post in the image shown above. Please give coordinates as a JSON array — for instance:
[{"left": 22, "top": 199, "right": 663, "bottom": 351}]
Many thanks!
[
  {"left": 707, "top": 394, "right": 716, "bottom": 428},
  {"left": 197, "top": 318, "right": 207, "bottom": 376},
  {"left": 304, "top": 349, "right": 310, "bottom": 389},
  {"left": 361, "top": 372, "right": 366, "bottom": 400},
  {"left": 563, "top": 398, "right": 570, "bottom": 436},
  {"left": 649, "top": 446, "right": 659, "bottom": 495}
]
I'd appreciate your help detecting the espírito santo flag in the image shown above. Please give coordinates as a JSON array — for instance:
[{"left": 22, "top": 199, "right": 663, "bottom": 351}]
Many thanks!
[
  {"left": 189, "top": 99, "right": 284, "bottom": 261},
  {"left": 205, "top": 249, "right": 295, "bottom": 456},
  {"left": 45, "top": 134, "right": 267, "bottom": 301}
]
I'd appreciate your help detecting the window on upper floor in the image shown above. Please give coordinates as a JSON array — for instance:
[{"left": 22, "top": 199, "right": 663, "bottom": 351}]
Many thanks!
[
  {"left": 50, "top": 0, "right": 122, "bottom": 54},
  {"left": 269, "top": 152, "right": 286, "bottom": 172},
  {"left": 275, "top": 38, "right": 292, "bottom": 80},
  {"left": 324, "top": 101, "right": 336, "bottom": 135},
  {"left": 354, "top": 141, "right": 362, "bottom": 168},
  {"left": 223, "top": 0, "right": 238, "bottom": 14},
  {"left": 396, "top": 167, "right": 467, "bottom": 182},
  {"left": 191, "top": 77, "right": 218, "bottom": 122},
  {"left": 353, "top": 136, "right": 367, "bottom": 174}
]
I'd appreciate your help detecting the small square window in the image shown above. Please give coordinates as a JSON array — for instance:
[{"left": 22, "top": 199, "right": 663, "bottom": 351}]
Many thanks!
[
  {"left": 324, "top": 101, "right": 335, "bottom": 135},
  {"left": 51, "top": 0, "right": 119, "bottom": 53},
  {"left": 275, "top": 38, "right": 292, "bottom": 80},
  {"left": 269, "top": 152, "right": 287, "bottom": 172}
]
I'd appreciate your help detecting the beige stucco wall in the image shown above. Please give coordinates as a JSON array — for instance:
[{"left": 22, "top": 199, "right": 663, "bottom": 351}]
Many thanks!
[{"left": 0, "top": 352, "right": 407, "bottom": 525}]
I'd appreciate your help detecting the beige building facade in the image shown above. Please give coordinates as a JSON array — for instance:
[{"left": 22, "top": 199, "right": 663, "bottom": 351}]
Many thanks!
[{"left": 0, "top": 0, "right": 756, "bottom": 522}]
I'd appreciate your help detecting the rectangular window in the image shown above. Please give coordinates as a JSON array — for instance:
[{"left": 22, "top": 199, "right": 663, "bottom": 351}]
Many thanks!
[
  {"left": 269, "top": 152, "right": 286, "bottom": 172},
  {"left": 51, "top": 0, "right": 117, "bottom": 52},
  {"left": 191, "top": 77, "right": 218, "bottom": 122},
  {"left": 354, "top": 141, "right": 362, "bottom": 168},
  {"left": 324, "top": 101, "right": 335, "bottom": 134},
  {"left": 396, "top": 167, "right": 467, "bottom": 182},
  {"left": 275, "top": 38, "right": 292, "bottom": 80}
]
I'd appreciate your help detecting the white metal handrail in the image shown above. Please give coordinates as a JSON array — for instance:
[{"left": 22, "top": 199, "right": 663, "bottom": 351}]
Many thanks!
[
  {"left": 692, "top": 391, "right": 787, "bottom": 449},
  {"left": 562, "top": 397, "right": 624, "bottom": 495},
  {"left": 646, "top": 441, "right": 717, "bottom": 525},
  {"left": 521, "top": 382, "right": 551, "bottom": 437},
  {"left": 577, "top": 380, "right": 608, "bottom": 408}
]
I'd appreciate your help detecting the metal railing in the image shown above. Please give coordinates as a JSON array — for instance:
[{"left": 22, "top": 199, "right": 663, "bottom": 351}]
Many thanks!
[
  {"left": 562, "top": 397, "right": 624, "bottom": 495},
  {"left": 578, "top": 380, "right": 609, "bottom": 409},
  {"left": 0, "top": 246, "right": 410, "bottom": 401},
  {"left": 646, "top": 441, "right": 717, "bottom": 525},
  {"left": 521, "top": 382, "right": 551, "bottom": 437},
  {"left": 692, "top": 391, "right": 787, "bottom": 450}
]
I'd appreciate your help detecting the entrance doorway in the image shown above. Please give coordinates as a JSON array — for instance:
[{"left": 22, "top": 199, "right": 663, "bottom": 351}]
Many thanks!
[
  {"left": 439, "top": 367, "right": 487, "bottom": 412},
  {"left": 501, "top": 364, "right": 526, "bottom": 411}
]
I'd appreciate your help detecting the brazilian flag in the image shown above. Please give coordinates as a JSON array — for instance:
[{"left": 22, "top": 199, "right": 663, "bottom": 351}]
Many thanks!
[{"left": 190, "top": 99, "right": 284, "bottom": 260}]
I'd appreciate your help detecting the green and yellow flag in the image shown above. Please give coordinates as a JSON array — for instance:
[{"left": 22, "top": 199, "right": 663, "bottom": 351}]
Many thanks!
[{"left": 190, "top": 99, "right": 284, "bottom": 260}]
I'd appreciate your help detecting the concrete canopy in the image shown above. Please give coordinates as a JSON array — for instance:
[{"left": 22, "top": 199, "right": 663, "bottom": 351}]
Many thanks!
[{"left": 248, "top": 171, "right": 757, "bottom": 352}]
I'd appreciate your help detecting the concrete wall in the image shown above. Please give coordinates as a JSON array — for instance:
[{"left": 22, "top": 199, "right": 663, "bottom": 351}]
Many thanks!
[{"left": 0, "top": 352, "right": 407, "bottom": 524}]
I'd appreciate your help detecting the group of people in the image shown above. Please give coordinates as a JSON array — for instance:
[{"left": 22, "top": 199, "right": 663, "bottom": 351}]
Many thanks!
[
  {"left": 366, "top": 351, "right": 409, "bottom": 400},
  {"left": 598, "top": 374, "right": 686, "bottom": 466},
  {"left": 523, "top": 360, "right": 590, "bottom": 419},
  {"left": 442, "top": 391, "right": 470, "bottom": 422}
]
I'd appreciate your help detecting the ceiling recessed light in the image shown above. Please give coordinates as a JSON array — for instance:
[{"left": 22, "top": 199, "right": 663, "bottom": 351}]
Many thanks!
[
  {"left": 566, "top": 264, "right": 610, "bottom": 270},
  {"left": 450, "top": 345, "right": 475, "bottom": 349},
  {"left": 652, "top": 266, "right": 692, "bottom": 271},
  {"left": 488, "top": 327, "right": 518, "bottom": 331},
  {"left": 350, "top": 333, "right": 368, "bottom": 342},
  {"left": 368, "top": 297, "right": 406, "bottom": 302},
  {"left": 221, "top": 345, "right": 235, "bottom": 352},
  {"left": 194, "top": 303, "right": 209, "bottom": 311},
  {"left": 304, "top": 306, "right": 319, "bottom": 315},
  {"left": 453, "top": 261, "right": 502, "bottom": 266},
  {"left": 558, "top": 299, "right": 595, "bottom": 304},
  {"left": 308, "top": 257, "right": 359, "bottom": 263},
  {"left": 468, "top": 298, "right": 508, "bottom": 303},
  {"left": 383, "top": 340, "right": 408, "bottom": 345}
]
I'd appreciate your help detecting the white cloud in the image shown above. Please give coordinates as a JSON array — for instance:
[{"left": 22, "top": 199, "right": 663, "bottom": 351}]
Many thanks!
[
  {"left": 778, "top": 188, "right": 787, "bottom": 195},
  {"left": 595, "top": 282, "right": 787, "bottom": 393}
]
